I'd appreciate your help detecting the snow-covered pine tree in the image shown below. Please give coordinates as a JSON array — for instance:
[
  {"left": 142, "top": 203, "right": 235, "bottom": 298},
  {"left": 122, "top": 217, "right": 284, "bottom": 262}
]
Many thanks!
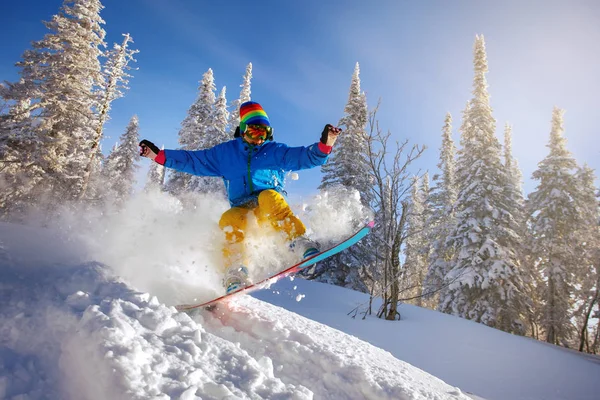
[
  {"left": 527, "top": 107, "right": 584, "bottom": 344},
  {"left": 166, "top": 68, "right": 217, "bottom": 197},
  {"left": 503, "top": 122, "right": 535, "bottom": 327},
  {"left": 440, "top": 35, "right": 528, "bottom": 334},
  {"left": 419, "top": 173, "right": 434, "bottom": 308},
  {"left": 319, "top": 62, "right": 371, "bottom": 206},
  {"left": 0, "top": 98, "right": 45, "bottom": 218},
  {"left": 193, "top": 73, "right": 219, "bottom": 151},
  {"left": 503, "top": 122, "right": 527, "bottom": 240},
  {"left": 402, "top": 175, "right": 429, "bottom": 306},
  {"left": 424, "top": 112, "right": 458, "bottom": 306},
  {"left": 102, "top": 115, "right": 140, "bottom": 207},
  {"left": 572, "top": 164, "right": 599, "bottom": 351},
  {"left": 311, "top": 62, "right": 371, "bottom": 291},
  {"left": 80, "top": 33, "right": 138, "bottom": 199},
  {"left": 195, "top": 86, "right": 229, "bottom": 195},
  {"left": 213, "top": 87, "right": 230, "bottom": 143},
  {"left": 403, "top": 176, "right": 422, "bottom": 297},
  {"left": 227, "top": 62, "right": 252, "bottom": 137},
  {"left": 421, "top": 172, "right": 432, "bottom": 229},
  {"left": 503, "top": 122, "right": 527, "bottom": 243},
  {"left": 2, "top": 0, "right": 106, "bottom": 203},
  {"left": 503, "top": 123, "right": 524, "bottom": 196}
]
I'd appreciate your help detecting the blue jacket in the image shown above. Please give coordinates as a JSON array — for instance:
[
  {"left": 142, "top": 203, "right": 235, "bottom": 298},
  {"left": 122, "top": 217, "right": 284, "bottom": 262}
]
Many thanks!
[{"left": 163, "top": 137, "right": 330, "bottom": 207}]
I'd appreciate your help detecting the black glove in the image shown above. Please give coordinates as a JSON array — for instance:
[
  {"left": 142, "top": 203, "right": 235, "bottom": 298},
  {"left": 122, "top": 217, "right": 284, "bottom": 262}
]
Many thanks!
[
  {"left": 234, "top": 125, "right": 241, "bottom": 138},
  {"left": 320, "top": 124, "right": 333, "bottom": 145},
  {"left": 321, "top": 124, "right": 342, "bottom": 145},
  {"left": 139, "top": 139, "right": 159, "bottom": 156}
]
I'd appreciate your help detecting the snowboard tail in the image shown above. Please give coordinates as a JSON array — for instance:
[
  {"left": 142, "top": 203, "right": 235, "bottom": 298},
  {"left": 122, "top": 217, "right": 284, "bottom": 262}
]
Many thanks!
[{"left": 176, "top": 220, "right": 374, "bottom": 312}]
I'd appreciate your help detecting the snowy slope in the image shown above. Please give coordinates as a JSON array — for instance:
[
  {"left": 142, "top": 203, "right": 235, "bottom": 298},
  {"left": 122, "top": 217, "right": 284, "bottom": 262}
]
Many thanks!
[
  {"left": 256, "top": 279, "right": 600, "bottom": 400},
  {"left": 0, "top": 221, "right": 470, "bottom": 400},
  {"left": 2, "top": 187, "right": 599, "bottom": 400}
]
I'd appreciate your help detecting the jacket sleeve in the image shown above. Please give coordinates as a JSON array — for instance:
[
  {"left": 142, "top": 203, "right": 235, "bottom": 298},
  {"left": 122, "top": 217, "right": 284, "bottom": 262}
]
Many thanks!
[
  {"left": 273, "top": 142, "right": 330, "bottom": 171},
  {"left": 161, "top": 147, "right": 222, "bottom": 177}
]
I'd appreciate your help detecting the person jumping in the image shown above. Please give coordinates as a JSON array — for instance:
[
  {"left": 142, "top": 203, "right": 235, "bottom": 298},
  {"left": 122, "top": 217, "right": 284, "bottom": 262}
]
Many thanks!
[{"left": 139, "top": 101, "right": 341, "bottom": 293}]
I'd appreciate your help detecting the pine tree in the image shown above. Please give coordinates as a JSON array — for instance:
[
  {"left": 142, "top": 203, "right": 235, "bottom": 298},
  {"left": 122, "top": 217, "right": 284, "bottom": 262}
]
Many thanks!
[
  {"left": 503, "top": 122, "right": 527, "bottom": 240},
  {"left": 212, "top": 87, "right": 230, "bottom": 145},
  {"left": 320, "top": 62, "right": 371, "bottom": 205},
  {"left": 227, "top": 63, "right": 252, "bottom": 136},
  {"left": 424, "top": 112, "right": 458, "bottom": 305},
  {"left": 2, "top": 0, "right": 106, "bottom": 203},
  {"left": 80, "top": 33, "right": 138, "bottom": 199},
  {"left": 196, "top": 86, "right": 229, "bottom": 195},
  {"left": 194, "top": 69, "right": 218, "bottom": 148},
  {"left": 0, "top": 97, "right": 44, "bottom": 218},
  {"left": 403, "top": 175, "right": 429, "bottom": 306},
  {"left": 421, "top": 172, "right": 432, "bottom": 229},
  {"left": 441, "top": 35, "right": 528, "bottom": 334},
  {"left": 503, "top": 123, "right": 524, "bottom": 196},
  {"left": 572, "top": 164, "right": 599, "bottom": 351},
  {"left": 166, "top": 68, "right": 217, "bottom": 196},
  {"left": 419, "top": 173, "right": 434, "bottom": 307},
  {"left": 503, "top": 122, "right": 527, "bottom": 238},
  {"left": 103, "top": 115, "right": 140, "bottom": 207},
  {"left": 527, "top": 107, "right": 582, "bottom": 344},
  {"left": 312, "top": 62, "right": 371, "bottom": 291},
  {"left": 503, "top": 122, "right": 534, "bottom": 326}
]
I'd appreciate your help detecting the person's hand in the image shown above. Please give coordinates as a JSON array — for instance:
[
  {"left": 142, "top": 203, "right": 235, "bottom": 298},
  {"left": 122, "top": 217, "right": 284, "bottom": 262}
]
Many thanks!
[
  {"left": 320, "top": 124, "right": 342, "bottom": 146},
  {"left": 139, "top": 139, "right": 159, "bottom": 160}
]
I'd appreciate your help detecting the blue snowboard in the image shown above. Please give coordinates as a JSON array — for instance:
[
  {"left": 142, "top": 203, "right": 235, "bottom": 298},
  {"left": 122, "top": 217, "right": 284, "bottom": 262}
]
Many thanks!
[{"left": 176, "top": 220, "right": 374, "bottom": 311}]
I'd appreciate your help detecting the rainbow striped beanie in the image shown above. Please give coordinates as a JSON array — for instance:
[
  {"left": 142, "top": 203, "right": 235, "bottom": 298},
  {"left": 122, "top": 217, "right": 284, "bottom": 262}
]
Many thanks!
[{"left": 239, "top": 101, "right": 270, "bottom": 133}]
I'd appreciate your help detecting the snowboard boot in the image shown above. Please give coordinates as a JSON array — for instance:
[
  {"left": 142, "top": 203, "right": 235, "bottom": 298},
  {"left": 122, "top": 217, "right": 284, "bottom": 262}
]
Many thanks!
[
  {"left": 224, "top": 265, "right": 251, "bottom": 294},
  {"left": 291, "top": 236, "right": 321, "bottom": 260}
]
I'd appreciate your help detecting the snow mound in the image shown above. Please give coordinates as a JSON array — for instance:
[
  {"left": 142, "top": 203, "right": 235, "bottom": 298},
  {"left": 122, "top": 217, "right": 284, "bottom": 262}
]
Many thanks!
[
  {"left": 60, "top": 265, "right": 313, "bottom": 399},
  {"left": 204, "top": 296, "right": 469, "bottom": 399}
]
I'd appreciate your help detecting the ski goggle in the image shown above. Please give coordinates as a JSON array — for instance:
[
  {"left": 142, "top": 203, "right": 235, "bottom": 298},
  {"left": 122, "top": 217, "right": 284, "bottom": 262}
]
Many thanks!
[{"left": 244, "top": 124, "right": 272, "bottom": 140}]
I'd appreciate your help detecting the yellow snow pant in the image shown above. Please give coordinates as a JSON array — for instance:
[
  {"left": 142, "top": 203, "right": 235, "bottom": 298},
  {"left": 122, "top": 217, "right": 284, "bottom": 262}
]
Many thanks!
[{"left": 218, "top": 189, "right": 306, "bottom": 272}]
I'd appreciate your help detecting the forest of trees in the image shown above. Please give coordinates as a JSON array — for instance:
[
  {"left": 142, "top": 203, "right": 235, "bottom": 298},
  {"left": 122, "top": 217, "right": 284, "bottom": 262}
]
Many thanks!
[{"left": 1, "top": 1, "right": 598, "bottom": 354}]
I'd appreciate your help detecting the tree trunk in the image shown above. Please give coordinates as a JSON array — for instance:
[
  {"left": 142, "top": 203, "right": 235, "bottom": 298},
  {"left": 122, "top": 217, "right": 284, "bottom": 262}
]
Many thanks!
[
  {"left": 530, "top": 317, "right": 538, "bottom": 340},
  {"left": 592, "top": 322, "right": 600, "bottom": 354},
  {"left": 546, "top": 277, "right": 556, "bottom": 344},
  {"left": 381, "top": 203, "right": 407, "bottom": 321},
  {"left": 386, "top": 281, "right": 399, "bottom": 320},
  {"left": 579, "top": 288, "right": 598, "bottom": 352}
]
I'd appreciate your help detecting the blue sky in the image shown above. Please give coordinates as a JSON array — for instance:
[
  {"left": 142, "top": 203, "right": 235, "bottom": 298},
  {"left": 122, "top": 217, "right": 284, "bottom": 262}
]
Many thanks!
[{"left": 2, "top": 0, "right": 599, "bottom": 197}]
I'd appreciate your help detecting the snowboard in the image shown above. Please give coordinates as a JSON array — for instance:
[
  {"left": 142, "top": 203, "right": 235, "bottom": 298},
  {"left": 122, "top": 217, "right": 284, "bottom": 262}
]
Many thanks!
[{"left": 175, "top": 220, "right": 374, "bottom": 312}]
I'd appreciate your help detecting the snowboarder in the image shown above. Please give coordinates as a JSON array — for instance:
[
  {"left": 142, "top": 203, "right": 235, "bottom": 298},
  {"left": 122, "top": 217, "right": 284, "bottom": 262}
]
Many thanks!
[{"left": 139, "top": 101, "right": 341, "bottom": 293}]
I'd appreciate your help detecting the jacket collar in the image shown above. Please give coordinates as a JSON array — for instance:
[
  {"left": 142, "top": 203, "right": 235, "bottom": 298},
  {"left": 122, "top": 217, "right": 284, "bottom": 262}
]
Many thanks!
[{"left": 236, "top": 136, "right": 267, "bottom": 152}]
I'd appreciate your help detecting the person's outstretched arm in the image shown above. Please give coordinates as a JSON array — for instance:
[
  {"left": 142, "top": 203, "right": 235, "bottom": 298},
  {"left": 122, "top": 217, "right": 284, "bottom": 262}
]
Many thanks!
[
  {"left": 139, "top": 139, "right": 222, "bottom": 177},
  {"left": 274, "top": 124, "right": 342, "bottom": 171}
]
